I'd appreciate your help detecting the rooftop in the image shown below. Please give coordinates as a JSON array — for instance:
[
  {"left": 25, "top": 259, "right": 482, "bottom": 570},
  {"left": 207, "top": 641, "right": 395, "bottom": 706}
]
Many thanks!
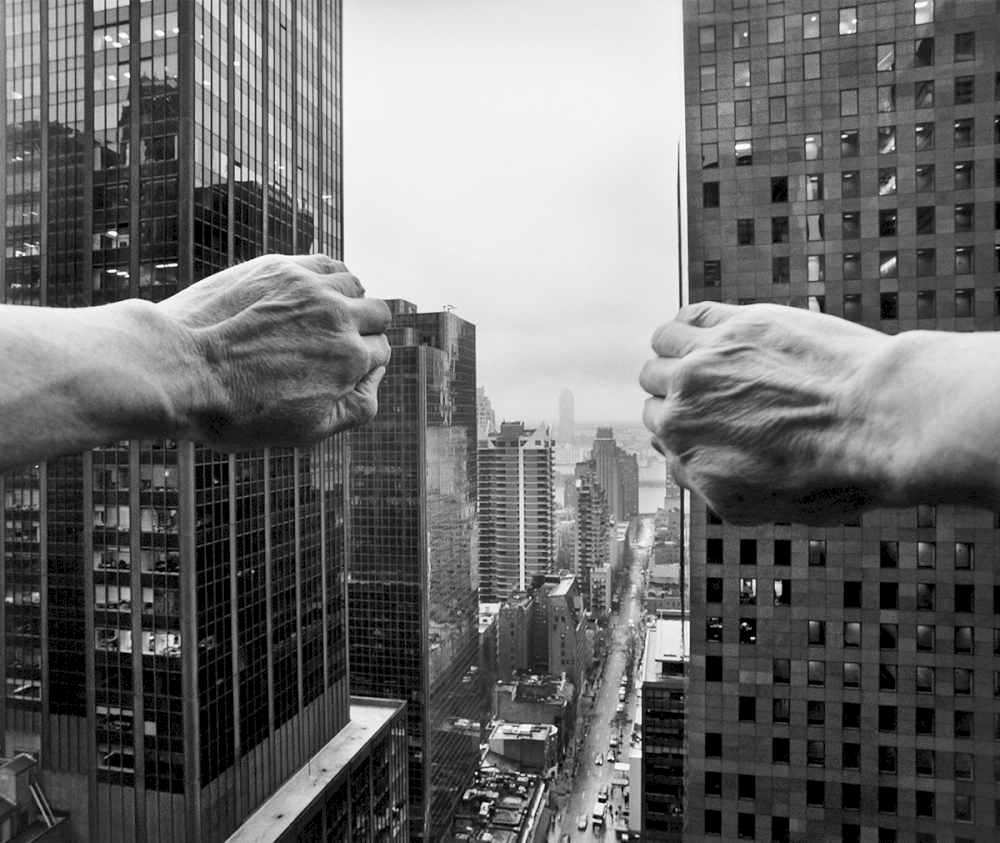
[
  {"left": 452, "top": 767, "right": 548, "bottom": 842},
  {"left": 642, "top": 617, "right": 688, "bottom": 684}
]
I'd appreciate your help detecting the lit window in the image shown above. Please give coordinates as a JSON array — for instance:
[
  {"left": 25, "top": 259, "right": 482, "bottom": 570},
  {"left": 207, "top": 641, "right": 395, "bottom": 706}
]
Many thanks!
[
  {"left": 839, "top": 7, "right": 858, "bottom": 34},
  {"left": 878, "top": 168, "right": 897, "bottom": 195},
  {"left": 914, "top": 122, "right": 934, "bottom": 151},
  {"left": 767, "top": 17, "right": 784, "bottom": 43},
  {"left": 769, "top": 56, "right": 785, "bottom": 83},
  {"left": 914, "top": 0, "right": 933, "bottom": 25},
  {"left": 803, "top": 12, "right": 820, "bottom": 38},
  {"left": 804, "top": 133, "right": 823, "bottom": 160},
  {"left": 915, "top": 80, "right": 934, "bottom": 108},
  {"left": 879, "top": 252, "right": 898, "bottom": 279},
  {"left": 734, "top": 61, "right": 751, "bottom": 87},
  {"left": 878, "top": 126, "right": 896, "bottom": 154},
  {"left": 876, "top": 43, "right": 895, "bottom": 71},
  {"left": 877, "top": 84, "right": 896, "bottom": 113},
  {"left": 700, "top": 65, "right": 717, "bottom": 91},
  {"left": 955, "top": 161, "right": 973, "bottom": 189},
  {"left": 803, "top": 52, "right": 821, "bottom": 79},
  {"left": 840, "top": 89, "right": 858, "bottom": 116},
  {"left": 733, "top": 22, "right": 750, "bottom": 48},
  {"left": 735, "top": 140, "right": 753, "bottom": 166},
  {"left": 699, "top": 26, "right": 716, "bottom": 50}
]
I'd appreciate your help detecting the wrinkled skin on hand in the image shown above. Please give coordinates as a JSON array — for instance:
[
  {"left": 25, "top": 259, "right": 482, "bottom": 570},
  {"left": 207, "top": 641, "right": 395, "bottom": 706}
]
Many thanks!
[
  {"left": 157, "top": 254, "right": 391, "bottom": 451},
  {"left": 641, "top": 302, "right": 893, "bottom": 526}
]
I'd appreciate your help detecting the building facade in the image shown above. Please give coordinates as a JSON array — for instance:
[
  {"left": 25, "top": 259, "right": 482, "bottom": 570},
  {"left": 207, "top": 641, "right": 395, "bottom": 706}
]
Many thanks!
[
  {"left": 591, "top": 429, "right": 639, "bottom": 523},
  {"left": 684, "top": 0, "right": 1000, "bottom": 840},
  {"left": 573, "top": 461, "right": 611, "bottom": 612},
  {"left": 1, "top": 3, "right": 413, "bottom": 842},
  {"left": 347, "top": 301, "right": 481, "bottom": 842},
  {"left": 477, "top": 423, "right": 555, "bottom": 603},
  {"left": 557, "top": 389, "right": 575, "bottom": 444}
]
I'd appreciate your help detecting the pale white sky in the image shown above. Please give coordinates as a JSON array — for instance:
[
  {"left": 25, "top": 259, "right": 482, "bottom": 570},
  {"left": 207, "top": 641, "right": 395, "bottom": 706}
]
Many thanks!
[{"left": 343, "top": 0, "right": 685, "bottom": 426}]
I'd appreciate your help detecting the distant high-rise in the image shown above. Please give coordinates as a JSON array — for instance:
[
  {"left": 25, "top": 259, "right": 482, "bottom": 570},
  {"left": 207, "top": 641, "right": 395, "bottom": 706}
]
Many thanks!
[
  {"left": 476, "top": 386, "right": 496, "bottom": 441},
  {"left": 573, "top": 461, "right": 611, "bottom": 611},
  {"left": 1, "top": 2, "right": 408, "bottom": 841},
  {"left": 683, "top": 0, "right": 1000, "bottom": 840},
  {"left": 347, "top": 301, "right": 481, "bottom": 842},
  {"left": 591, "top": 428, "right": 639, "bottom": 522},
  {"left": 558, "top": 390, "right": 576, "bottom": 443},
  {"left": 478, "top": 423, "right": 555, "bottom": 603}
]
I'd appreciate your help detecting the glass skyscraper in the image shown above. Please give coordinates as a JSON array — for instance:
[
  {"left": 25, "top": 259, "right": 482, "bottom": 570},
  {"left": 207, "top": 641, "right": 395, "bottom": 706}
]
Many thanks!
[
  {"left": 347, "top": 301, "right": 482, "bottom": 842},
  {"left": 3, "top": 2, "right": 406, "bottom": 841},
  {"left": 683, "top": 0, "right": 1000, "bottom": 840}
]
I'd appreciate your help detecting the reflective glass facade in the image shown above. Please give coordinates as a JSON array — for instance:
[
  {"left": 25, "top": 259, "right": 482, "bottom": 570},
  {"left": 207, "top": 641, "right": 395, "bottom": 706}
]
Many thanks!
[
  {"left": 3, "top": 2, "right": 350, "bottom": 841},
  {"left": 348, "top": 302, "right": 482, "bottom": 842},
  {"left": 684, "top": 0, "right": 1000, "bottom": 840}
]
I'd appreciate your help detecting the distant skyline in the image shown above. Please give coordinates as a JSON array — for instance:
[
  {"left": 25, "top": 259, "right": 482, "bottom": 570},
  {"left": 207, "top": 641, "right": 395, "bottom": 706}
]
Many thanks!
[{"left": 343, "top": 0, "right": 685, "bottom": 425}]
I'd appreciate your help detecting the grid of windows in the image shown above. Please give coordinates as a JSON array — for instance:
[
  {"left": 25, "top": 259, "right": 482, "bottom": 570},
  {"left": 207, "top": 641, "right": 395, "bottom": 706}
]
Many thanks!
[{"left": 683, "top": 0, "right": 1000, "bottom": 838}]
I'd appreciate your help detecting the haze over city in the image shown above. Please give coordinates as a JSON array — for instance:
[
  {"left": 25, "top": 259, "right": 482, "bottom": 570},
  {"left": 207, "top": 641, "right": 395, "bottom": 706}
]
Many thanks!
[{"left": 344, "top": 0, "right": 685, "bottom": 425}]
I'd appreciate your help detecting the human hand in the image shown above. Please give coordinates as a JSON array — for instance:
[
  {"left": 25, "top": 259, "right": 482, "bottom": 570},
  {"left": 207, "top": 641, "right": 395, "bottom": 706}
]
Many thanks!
[
  {"left": 157, "top": 254, "right": 391, "bottom": 450},
  {"left": 640, "top": 302, "right": 896, "bottom": 526}
]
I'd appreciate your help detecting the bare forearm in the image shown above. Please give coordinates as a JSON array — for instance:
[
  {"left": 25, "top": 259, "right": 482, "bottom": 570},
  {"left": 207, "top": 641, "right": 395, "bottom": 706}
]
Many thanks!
[
  {"left": 870, "top": 330, "right": 1000, "bottom": 511},
  {"left": 0, "top": 300, "right": 198, "bottom": 472}
]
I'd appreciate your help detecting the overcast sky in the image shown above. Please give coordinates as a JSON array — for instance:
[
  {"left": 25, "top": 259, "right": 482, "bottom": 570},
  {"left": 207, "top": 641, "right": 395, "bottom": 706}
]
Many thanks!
[{"left": 343, "top": 0, "right": 685, "bottom": 427}]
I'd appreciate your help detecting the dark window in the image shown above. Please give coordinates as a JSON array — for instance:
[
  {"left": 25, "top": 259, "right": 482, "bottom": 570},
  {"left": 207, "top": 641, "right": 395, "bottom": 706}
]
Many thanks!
[
  {"left": 880, "top": 292, "right": 898, "bottom": 320},
  {"left": 705, "top": 809, "right": 722, "bottom": 835},
  {"left": 954, "top": 31, "right": 975, "bottom": 61},
  {"left": 880, "top": 582, "right": 897, "bottom": 610},
  {"left": 879, "top": 209, "right": 897, "bottom": 236},
  {"left": 737, "top": 219, "right": 755, "bottom": 245},
  {"left": 914, "top": 122, "right": 934, "bottom": 151},
  {"left": 808, "top": 620, "right": 826, "bottom": 646},
  {"left": 879, "top": 705, "right": 897, "bottom": 732},
  {"left": 956, "top": 584, "right": 975, "bottom": 613},
  {"left": 772, "top": 817, "right": 789, "bottom": 843},
  {"left": 773, "top": 659, "right": 790, "bottom": 685},
  {"left": 879, "top": 623, "right": 897, "bottom": 650},
  {"left": 774, "top": 539, "right": 791, "bottom": 566},
  {"left": 740, "top": 539, "right": 757, "bottom": 565},
  {"left": 843, "top": 252, "right": 861, "bottom": 280},
  {"left": 706, "top": 732, "right": 722, "bottom": 757},
  {"left": 772, "top": 737, "right": 789, "bottom": 763},
  {"left": 916, "top": 206, "right": 935, "bottom": 234},
  {"left": 916, "top": 250, "right": 936, "bottom": 278},
  {"left": 879, "top": 664, "right": 897, "bottom": 691},
  {"left": 916, "top": 666, "right": 935, "bottom": 693},
  {"left": 841, "top": 170, "right": 860, "bottom": 198},
  {"left": 738, "top": 774, "right": 755, "bottom": 799},
  {"left": 706, "top": 655, "right": 723, "bottom": 681},
  {"left": 739, "top": 619, "right": 757, "bottom": 644},
  {"left": 807, "top": 701, "right": 825, "bottom": 725},
  {"left": 842, "top": 702, "right": 861, "bottom": 729},
  {"left": 842, "top": 211, "right": 860, "bottom": 239},
  {"left": 703, "top": 182, "right": 720, "bottom": 208},
  {"left": 769, "top": 96, "right": 786, "bottom": 123},
  {"left": 808, "top": 540, "right": 826, "bottom": 566},
  {"left": 739, "top": 696, "right": 756, "bottom": 722},
  {"left": 955, "top": 118, "right": 974, "bottom": 147},
  {"left": 878, "top": 786, "right": 897, "bottom": 815},
  {"left": 843, "top": 294, "right": 861, "bottom": 322},
  {"left": 915, "top": 164, "right": 935, "bottom": 192},
  {"left": 706, "top": 577, "right": 723, "bottom": 603},
  {"left": 705, "top": 771, "right": 722, "bottom": 795},
  {"left": 915, "top": 707, "right": 935, "bottom": 735},
  {"left": 840, "top": 129, "right": 859, "bottom": 157},
  {"left": 772, "top": 216, "right": 790, "bottom": 243},
  {"left": 955, "top": 161, "right": 973, "bottom": 189},
  {"left": 879, "top": 746, "right": 897, "bottom": 773},
  {"left": 955, "top": 204, "right": 974, "bottom": 232},
  {"left": 955, "top": 542, "right": 974, "bottom": 569},
  {"left": 914, "top": 37, "right": 934, "bottom": 67},
  {"left": 879, "top": 541, "right": 898, "bottom": 568},
  {"left": 773, "top": 697, "right": 790, "bottom": 723},
  {"left": 772, "top": 257, "right": 790, "bottom": 285},
  {"left": 704, "top": 261, "right": 721, "bottom": 286},
  {"left": 706, "top": 538, "right": 723, "bottom": 564},
  {"left": 916, "top": 583, "right": 935, "bottom": 611},
  {"left": 807, "top": 739, "right": 825, "bottom": 766},
  {"left": 954, "top": 710, "right": 974, "bottom": 739},
  {"left": 916, "top": 748, "right": 935, "bottom": 776},
  {"left": 915, "top": 790, "right": 935, "bottom": 818},
  {"left": 806, "top": 780, "right": 825, "bottom": 807},
  {"left": 844, "top": 580, "right": 862, "bottom": 608},
  {"left": 706, "top": 616, "right": 723, "bottom": 642},
  {"left": 771, "top": 176, "right": 788, "bottom": 202}
]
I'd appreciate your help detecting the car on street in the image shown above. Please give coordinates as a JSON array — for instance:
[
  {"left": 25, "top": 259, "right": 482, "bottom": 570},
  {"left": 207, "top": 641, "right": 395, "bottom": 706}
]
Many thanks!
[
  {"left": 577, "top": 814, "right": 589, "bottom": 831},
  {"left": 609, "top": 735, "right": 619, "bottom": 748},
  {"left": 616, "top": 702, "right": 625, "bottom": 714},
  {"left": 598, "top": 785, "right": 609, "bottom": 802},
  {"left": 606, "top": 750, "right": 616, "bottom": 763},
  {"left": 595, "top": 753, "right": 603, "bottom": 765}
]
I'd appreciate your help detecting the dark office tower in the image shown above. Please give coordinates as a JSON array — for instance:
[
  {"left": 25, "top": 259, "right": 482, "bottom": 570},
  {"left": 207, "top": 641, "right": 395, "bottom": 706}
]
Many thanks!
[
  {"left": 573, "top": 461, "right": 610, "bottom": 611},
  {"left": 478, "top": 423, "right": 555, "bottom": 604},
  {"left": 591, "top": 428, "right": 638, "bottom": 522},
  {"left": 347, "top": 300, "right": 481, "bottom": 842},
  {"left": 684, "top": 0, "right": 1000, "bottom": 840},
  {"left": 2, "top": 3, "right": 407, "bottom": 842},
  {"left": 558, "top": 389, "right": 575, "bottom": 443}
]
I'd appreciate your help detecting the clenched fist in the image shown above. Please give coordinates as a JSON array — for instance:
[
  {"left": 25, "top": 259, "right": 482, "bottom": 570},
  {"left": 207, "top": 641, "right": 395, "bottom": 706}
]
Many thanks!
[
  {"left": 0, "top": 254, "right": 391, "bottom": 473},
  {"left": 641, "top": 302, "right": 905, "bottom": 526},
  {"left": 158, "top": 254, "right": 392, "bottom": 450}
]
